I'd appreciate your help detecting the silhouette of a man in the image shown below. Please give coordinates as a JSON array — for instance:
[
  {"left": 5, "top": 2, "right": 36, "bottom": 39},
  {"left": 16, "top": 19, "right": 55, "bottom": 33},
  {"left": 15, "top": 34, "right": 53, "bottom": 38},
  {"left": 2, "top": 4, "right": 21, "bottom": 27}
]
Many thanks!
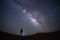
[{"left": 20, "top": 28, "right": 23, "bottom": 36}]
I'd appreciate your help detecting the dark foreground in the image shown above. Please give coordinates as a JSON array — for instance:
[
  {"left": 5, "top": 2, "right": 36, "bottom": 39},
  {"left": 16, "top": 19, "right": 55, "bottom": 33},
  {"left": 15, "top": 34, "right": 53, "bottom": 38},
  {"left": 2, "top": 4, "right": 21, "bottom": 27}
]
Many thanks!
[{"left": 0, "top": 30, "right": 60, "bottom": 40}]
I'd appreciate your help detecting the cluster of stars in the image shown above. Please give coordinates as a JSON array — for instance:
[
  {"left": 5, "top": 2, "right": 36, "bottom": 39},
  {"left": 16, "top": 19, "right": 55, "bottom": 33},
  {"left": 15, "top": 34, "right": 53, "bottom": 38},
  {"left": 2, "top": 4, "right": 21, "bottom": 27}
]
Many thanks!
[{"left": 22, "top": 8, "right": 39, "bottom": 26}]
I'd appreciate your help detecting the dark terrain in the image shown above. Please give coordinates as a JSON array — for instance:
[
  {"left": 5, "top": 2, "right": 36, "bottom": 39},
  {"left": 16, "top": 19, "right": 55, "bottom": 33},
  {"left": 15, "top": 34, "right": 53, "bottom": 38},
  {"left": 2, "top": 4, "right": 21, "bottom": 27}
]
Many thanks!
[{"left": 0, "top": 30, "right": 60, "bottom": 40}]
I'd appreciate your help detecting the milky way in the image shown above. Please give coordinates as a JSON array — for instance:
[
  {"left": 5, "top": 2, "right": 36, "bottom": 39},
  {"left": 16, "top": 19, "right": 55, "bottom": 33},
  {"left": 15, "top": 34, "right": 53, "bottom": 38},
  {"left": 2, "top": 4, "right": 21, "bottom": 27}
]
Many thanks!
[{"left": 0, "top": 0, "right": 60, "bottom": 36}]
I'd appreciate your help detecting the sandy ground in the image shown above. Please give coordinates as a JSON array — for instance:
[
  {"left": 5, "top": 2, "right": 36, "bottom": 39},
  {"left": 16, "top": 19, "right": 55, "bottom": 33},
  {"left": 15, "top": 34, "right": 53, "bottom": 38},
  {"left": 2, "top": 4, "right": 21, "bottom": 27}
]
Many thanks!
[{"left": 0, "top": 30, "right": 60, "bottom": 40}]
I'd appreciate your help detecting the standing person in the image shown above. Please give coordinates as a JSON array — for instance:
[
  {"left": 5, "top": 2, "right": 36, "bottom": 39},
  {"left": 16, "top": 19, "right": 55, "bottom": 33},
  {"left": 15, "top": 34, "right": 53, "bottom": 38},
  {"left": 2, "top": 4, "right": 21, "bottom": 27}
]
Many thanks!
[
  {"left": 20, "top": 29, "right": 23, "bottom": 40},
  {"left": 20, "top": 28, "right": 23, "bottom": 36}
]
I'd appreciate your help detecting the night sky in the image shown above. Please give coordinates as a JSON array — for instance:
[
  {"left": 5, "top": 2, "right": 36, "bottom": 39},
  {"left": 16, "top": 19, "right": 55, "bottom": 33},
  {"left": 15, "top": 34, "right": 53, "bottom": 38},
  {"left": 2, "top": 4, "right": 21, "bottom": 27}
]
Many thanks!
[{"left": 0, "top": 0, "right": 60, "bottom": 36}]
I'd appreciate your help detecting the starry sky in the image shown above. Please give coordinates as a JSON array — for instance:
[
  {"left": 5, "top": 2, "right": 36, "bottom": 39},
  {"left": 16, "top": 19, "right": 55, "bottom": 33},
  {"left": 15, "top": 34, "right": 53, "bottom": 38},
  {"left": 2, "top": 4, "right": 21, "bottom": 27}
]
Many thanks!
[{"left": 0, "top": 0, "right": 60, "bottom": 36}]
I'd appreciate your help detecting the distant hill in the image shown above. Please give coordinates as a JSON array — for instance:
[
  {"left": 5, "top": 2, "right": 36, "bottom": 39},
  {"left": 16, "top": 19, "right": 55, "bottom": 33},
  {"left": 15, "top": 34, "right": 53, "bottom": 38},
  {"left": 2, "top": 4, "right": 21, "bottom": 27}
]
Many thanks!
[{"left": 0, "top": 30, "right": 60, "bottom": 40}]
